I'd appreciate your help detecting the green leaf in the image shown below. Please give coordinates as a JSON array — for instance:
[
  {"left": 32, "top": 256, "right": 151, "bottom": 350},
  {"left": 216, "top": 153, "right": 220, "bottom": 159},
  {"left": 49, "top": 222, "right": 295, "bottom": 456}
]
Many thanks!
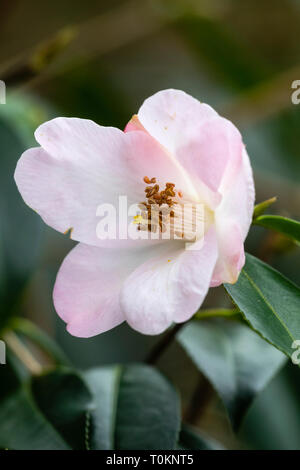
[
  {"left": 225, "top": 253, "right": 300, "bottom": 360},
  {"left": 178, "top": 319, "right": 286, "bottom": 430},
  {"left": 115, "top": 365, "right": 180, "bottom": 450},
  {"left": 253, "top": 215, "right": 300, "bottom": 244},
  {"left": 0, "top": 364, "right": 180, "bottom": 450},
  {"left": 179, "top": 424, "right": 225, "bottom": 450},
  {"left": 84, "top": 366, "right": 121, "bottom": 450},
  {"left": 31, "top": 367, "right": 94, "bottom": 450},
  {"left": 85, "top": 364, "right": 181, "bottom": 450},
  {"left": 0, "top": 385, "right": 70, "bottom": 450},
  {"left": 253, "top": 197, "right": 277, "bottom": 219},
  {"left": 0, "top": 366, "right": 94, "bottom": 450}
]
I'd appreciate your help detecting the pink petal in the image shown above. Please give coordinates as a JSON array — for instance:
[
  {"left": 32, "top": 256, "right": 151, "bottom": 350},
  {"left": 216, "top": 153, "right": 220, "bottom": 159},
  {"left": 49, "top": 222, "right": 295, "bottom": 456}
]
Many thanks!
[
  {"left": 53, "top": 241, "right": 174, "bottom": 337},
  {"left": 210, "top": 222, "right": 245, "bottom": 287},
  {"left": 120, "top": 228, "right": 218, "bottom": 335},
  {"left": 175, "top": 117, "right": 243, "bottom": 192},
  {"left": 53, "top": 244, "right": 125, "bottom": 337},
  {"left": 219, "top": 148, "right": 255, "bottom": 239},
  {"left": 211, "top": 148, "right": 255, "bottom": 286},
  {"left": 137, "top": 89, "right": 218, "bottom": 156},
  {"left": 15, "top": 118, "right": 191, "bottom": 248},
  {"left": 137, "top": 89, "right": 244, "bottom": 206}
]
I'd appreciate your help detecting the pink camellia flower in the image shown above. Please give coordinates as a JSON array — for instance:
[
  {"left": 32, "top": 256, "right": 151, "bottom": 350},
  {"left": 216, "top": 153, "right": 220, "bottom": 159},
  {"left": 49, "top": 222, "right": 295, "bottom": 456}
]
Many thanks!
[{"left": 14, "top": 89, "right": 255, "bottom": 337}]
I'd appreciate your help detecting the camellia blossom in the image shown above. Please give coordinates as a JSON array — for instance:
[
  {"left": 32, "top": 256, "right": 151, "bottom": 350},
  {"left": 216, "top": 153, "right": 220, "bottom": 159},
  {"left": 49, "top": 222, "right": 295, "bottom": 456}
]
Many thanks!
[{"left": 14, "top": 89, "right": 255, "bottom": 337}]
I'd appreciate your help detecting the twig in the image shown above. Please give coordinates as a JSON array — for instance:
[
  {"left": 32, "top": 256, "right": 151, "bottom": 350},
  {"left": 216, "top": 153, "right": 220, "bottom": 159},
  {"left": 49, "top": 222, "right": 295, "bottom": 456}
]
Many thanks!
[
  {"left": 184, "top": 376, "right": 214, "bottom": 425},
  {"left": 146, "top": 323, "right": 184, "bottom": 365},
  {"left": 146, "top": 307, "right": 241, "bottom": 365}
]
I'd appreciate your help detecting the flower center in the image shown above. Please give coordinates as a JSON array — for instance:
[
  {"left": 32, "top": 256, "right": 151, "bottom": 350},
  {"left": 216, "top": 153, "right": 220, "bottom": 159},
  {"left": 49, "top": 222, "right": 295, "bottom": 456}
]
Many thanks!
[{"left": 135, "top": 176, "right": 204, "bottom": 242}]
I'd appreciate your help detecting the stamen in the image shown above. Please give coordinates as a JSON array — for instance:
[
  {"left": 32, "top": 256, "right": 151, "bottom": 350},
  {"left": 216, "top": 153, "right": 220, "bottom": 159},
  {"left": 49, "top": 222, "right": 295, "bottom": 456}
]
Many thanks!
[
  {"left": 143, "top": 176, "right": 156, "bottom": 184},
  {"left": 137, "top": 177, "right": 204, "bottom": 242}
]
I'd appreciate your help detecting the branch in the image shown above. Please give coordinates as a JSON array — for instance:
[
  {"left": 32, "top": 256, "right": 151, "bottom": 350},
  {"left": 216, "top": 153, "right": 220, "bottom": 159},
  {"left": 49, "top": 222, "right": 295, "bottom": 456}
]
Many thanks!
[{"left": 146, "top": 323, "right": 184, "bottom": 365}]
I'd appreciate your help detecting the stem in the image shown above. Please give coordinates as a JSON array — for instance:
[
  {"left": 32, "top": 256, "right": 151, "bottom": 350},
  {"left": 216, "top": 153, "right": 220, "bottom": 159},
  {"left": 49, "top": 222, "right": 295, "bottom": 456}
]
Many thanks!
[
  {"left": 184, "top": 376, "right": 214, "bottom": 425},
  {"left": 4, "top": 331, "right": 43, "bottom": 376},
  {"left": 146, "top": 323, "right": 184, "bottom": 365},
  {"left": 146, "top": 308, "right": 240, "bottom": 364},
  {"left": 193, "top": 307, "right": 240, "bottom": 320}
]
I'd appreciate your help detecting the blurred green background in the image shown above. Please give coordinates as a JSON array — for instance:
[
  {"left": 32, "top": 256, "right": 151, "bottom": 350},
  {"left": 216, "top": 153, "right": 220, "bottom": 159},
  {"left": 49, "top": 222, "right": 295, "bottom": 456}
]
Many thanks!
[{"left": 0, "top": 0, "right": 300, "bottom": 450}]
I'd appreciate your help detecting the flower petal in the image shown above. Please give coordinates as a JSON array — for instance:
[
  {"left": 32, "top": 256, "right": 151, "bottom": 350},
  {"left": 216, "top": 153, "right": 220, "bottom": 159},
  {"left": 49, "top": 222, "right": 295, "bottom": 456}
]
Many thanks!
[
  {"left": 175, "top": 117, "right": 243, "bottom": 193},
  {"left": 120, "top": 228, "right": 218, "bottom": 335},
  {"left": 53, "top": 241, "right": 176, "bottom": 337},
  {"left": 137, "top": 89, "right": 243, "bottom": 206},
  {"left": 15, "top": 118, "right": 191, "bottom": 248},
  {"left": 137, "top": 89, "right": 218, "bottom": 156},
  {"left": 211, "top": 148, "right": 255, "bottom": 286},
  {"left": 210, "top": 222, "right": 245, "bottom": 287},
  {"left": 54, "top": 244, "right": 125, "bottom": 337}
]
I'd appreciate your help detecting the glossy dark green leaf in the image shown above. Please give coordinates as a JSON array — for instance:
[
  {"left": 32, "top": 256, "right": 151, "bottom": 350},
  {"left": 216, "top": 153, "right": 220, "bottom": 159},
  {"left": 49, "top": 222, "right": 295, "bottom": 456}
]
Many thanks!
[
  {"left": 0, "top": 385, "right": 69, "bottom": 450},
  {"left": 31, "top": 367, "right": 94, "bottom": 450},
  {"left": 179, "top": 424, "right": 225, "bottom": 450},
  {"left": 225, "top": 253, "right": 300, "bottom": 359},
  {"left": 85, "top": 364, "right": 181, "bottom": 450},
  {"left": 0, "top": 363, "right": 180, "bottom": 450},
  {"left": 253, "top": 215, "right": 300, "bottom": 244},
  {"left": 84, "top": 366, "right": 121, "bottom": 450},
  {"left": 0, "top": 366, "right": 95, "bottom": 450},
  {"left": 178, "top": 319, "right": 286, "bottom": 430},
  {"left": 0, "top": 362, "right": 94, "bottom": 450}
]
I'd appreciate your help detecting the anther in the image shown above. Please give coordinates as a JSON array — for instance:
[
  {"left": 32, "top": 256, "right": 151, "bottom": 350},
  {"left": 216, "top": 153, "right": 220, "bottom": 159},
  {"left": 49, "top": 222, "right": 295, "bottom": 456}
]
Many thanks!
[{"left": 137, "top": 176, "right": 183, "bottom": 236}]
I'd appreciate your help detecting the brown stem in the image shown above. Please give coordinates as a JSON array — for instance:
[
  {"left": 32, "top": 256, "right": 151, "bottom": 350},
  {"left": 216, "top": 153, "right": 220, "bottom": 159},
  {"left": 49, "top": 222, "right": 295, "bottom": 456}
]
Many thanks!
[
  {"left": 146, "top": 323, "right": 184, "bottom": 365},
  {"left": 184, "top": 376, "right": 214, "bottom": 425}
]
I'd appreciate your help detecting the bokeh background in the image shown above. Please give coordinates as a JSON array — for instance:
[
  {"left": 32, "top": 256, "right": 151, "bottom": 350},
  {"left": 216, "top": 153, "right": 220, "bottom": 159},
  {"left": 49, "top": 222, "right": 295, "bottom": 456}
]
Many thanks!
[{"left": 0, "top": 0, "right": 300, "bottom": 450}]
